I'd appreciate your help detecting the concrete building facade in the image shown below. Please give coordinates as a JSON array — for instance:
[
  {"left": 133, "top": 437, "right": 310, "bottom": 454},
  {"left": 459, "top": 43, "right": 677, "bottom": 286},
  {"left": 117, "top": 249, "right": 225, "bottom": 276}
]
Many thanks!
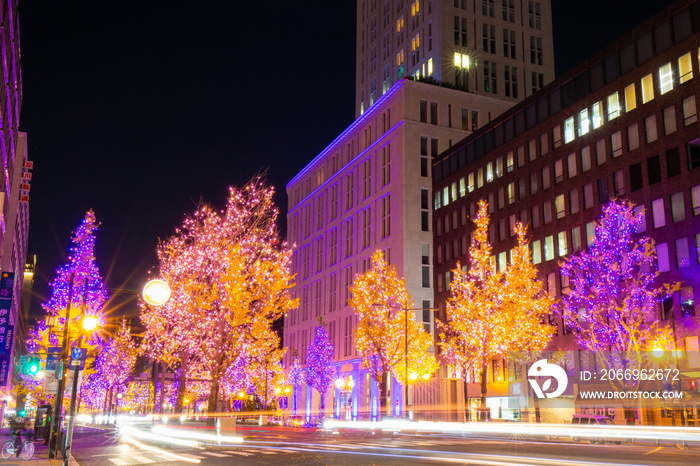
[
  {"left": 355, "top": 0, "right": 555, "bottom": 116},
  {"left": 432, "top": 0, "right": 700, "bottom": 424},
  {"left": 286, "top": 79, "right": 512, "bottom": 420}
]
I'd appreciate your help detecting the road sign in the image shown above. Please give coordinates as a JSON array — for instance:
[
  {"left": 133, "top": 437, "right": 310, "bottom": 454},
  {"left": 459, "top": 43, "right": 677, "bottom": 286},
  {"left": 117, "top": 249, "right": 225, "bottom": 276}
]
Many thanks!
[
  {"left": 45, "top": 348, "right": 60, "bottom": 371},
  {"left": 71, "top": 348, "right": 82, "bottom": 361}
]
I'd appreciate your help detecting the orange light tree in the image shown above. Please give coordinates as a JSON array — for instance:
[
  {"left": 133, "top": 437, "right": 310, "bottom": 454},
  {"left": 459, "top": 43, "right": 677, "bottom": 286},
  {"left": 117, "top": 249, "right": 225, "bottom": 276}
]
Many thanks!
[
  {"left": 350, "top": 250, "right": 437, "bottom": 417},
  {"left": 441, "top": 200, "right": 553, "bottom": 407}
]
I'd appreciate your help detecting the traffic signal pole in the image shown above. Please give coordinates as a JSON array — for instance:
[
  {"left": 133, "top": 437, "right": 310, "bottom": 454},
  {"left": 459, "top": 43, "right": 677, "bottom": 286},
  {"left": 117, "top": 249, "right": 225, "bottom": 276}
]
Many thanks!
[
  {"left": 63, "top": 340, "right": 82, "bottom": 466},
  {"left": 48, "top": 273, "right": 74, "bottom": 459}
]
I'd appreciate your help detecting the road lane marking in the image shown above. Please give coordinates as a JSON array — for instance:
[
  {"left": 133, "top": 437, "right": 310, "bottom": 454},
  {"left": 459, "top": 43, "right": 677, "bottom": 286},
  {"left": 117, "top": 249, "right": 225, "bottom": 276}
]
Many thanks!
[
  {"left": 108, "top": 459, "right": 131, "bottom": 465},
  {"left": 202, "top": 451, "right": 230, "bottom": 457},
  {"left": 178, "top": 453, "right": 205, "bottom": 459},
  {"left": 133, "top": 456, "right": 155, "bottom": 464},
  {"left": 645, "top": 447, "right": 664, "bottom": 455}
]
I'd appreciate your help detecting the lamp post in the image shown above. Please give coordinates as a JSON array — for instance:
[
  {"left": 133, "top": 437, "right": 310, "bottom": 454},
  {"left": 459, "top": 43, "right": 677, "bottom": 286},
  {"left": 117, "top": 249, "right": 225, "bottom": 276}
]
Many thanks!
[
  {"left": 371, "top": 303, "right": 436, "bottom": 418},
  {"left": 335, "top": 376, "right": 354, "bottom": 421}
]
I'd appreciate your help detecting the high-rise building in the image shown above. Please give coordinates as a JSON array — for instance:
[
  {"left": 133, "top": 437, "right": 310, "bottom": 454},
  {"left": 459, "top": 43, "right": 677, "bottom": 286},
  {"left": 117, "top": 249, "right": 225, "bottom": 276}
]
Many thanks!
[
  {"left": 355, "top": 0, "right": 555, "bottom": 116},
  {"left": 285, "top": 0, "right": 555, "bottom": 422},
  {"left": 0, "top": 0, "right": 31, "bottom": 413},
  {"left": 432, "top": 0, "right": 700, "bottom": 424}
]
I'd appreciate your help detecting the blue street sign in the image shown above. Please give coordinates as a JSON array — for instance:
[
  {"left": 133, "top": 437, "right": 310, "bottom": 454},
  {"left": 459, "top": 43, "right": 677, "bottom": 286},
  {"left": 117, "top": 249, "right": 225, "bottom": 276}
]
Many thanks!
[
  {"left": 0, "top": 353, "right": 10, "bottom": 386},
  {"left": 71, "top": 347, "right": 82, "bottom": 361},
  {"left": 45, "top": 348, "right": 61, "bottom": 371}
]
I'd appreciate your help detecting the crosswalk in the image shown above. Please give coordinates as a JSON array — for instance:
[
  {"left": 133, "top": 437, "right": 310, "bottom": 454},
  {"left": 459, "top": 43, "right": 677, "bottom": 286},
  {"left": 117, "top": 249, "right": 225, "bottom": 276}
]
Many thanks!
[{"left": 104, "top": 437, "right": 467, "bottom": 464}]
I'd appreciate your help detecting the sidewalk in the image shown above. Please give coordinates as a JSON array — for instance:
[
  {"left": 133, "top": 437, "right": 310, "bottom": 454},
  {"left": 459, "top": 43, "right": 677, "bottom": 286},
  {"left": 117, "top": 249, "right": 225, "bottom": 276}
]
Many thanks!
[{"left": 0, "top": 445, "right": 79, "bottom": 466}]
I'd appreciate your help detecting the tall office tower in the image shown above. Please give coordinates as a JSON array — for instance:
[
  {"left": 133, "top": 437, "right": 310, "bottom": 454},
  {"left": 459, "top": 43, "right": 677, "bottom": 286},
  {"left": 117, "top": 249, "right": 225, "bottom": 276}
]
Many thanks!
[
  {"left": 0, "top": 0, "right": 31, "bottom": 413},
  {"left": 433, "top": 0, "right": 700, "bottom": 425},
  {"left": 285, "top": 0, "right": 555, "bottom": 423},
  {"left": 355, "top": 0, "right": 555, "bottom": 117}
]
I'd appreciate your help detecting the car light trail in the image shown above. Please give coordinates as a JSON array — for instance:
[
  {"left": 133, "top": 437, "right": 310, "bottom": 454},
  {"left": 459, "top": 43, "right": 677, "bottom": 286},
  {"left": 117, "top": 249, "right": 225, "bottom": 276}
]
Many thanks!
[
  {"left": 152, "top": 426, "right": 244, "bottom": 444},
  {"left": 120, "top": 436, "right": 200, "bottom": 463},
  {"left": 322, "top": 419, "right": 700, "bottom": 444}
]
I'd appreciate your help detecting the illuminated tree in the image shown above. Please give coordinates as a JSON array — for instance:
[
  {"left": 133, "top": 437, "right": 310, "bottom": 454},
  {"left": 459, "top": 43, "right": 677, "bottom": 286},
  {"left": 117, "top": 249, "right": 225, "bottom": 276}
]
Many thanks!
[
  {"left": 306, "top": 320, "right": 334, "bottom": 419},
  {"left": 441, "top": 200, "right": 553, "bottom": 406},
  {"left": 350, "top": 250, "right": 437, "bottom": 417},
  {"left": 288, "top": 353, "right": 305, "bottom": 416},
  {"left": 94, "top": 319, "right": 138, "bottom": 413},
  {"left": 557, "top": 200, "right": 678, "bottom": 353},
  {"left": 28, "top": 211, "right": 107, "bottom": 357},
  {"left": 143, "top": 176, "right": 296, "bottom": 423}
]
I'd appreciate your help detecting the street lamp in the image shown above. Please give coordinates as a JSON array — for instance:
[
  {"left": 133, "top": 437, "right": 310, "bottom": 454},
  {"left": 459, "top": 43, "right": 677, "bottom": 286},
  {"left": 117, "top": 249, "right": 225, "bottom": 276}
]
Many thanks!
[
  {"left": 335, "top": 376, "right": 354, "bottom": 421},
  {"left": 371, "top": 303, "right": 436, "bottom": 418},
  {"left": 143, "top": 279, "right": 171, "bottom": 306}
]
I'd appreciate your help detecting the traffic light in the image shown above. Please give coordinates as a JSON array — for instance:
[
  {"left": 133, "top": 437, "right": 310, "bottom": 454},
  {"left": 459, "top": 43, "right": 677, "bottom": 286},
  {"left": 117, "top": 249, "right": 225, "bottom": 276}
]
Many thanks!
[
  {"left": 28, "top": 357, "right": 40, "bottom": 375},
  {"left": 18, "top": 409, "right": 26, "bottom": 418}
]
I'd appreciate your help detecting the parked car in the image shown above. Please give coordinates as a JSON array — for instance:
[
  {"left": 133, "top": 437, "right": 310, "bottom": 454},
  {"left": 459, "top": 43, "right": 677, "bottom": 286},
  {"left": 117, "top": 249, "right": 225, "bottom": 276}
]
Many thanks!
[
  {"left": 286, "top": 416, "right": 304, "bottom": 427},
  {"left": 571, "top": 414, "right": 620, "bottom": 444},
  {"left": 266, "top": 417, "right": 283, "bottom": 426}
]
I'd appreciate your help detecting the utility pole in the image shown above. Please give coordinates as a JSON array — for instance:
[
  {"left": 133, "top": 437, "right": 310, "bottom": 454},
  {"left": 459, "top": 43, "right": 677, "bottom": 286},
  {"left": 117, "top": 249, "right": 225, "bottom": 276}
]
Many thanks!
[{"left": 48, "top": 272, "right": 74, "bottom": 459}]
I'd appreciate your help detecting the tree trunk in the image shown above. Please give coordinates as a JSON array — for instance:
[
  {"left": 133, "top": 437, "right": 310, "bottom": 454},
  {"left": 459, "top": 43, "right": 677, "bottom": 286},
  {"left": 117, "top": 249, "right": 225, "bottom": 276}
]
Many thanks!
[
  {"left": 378, "top": 371, "right": 389, "bottom": 418},
  {"left": 319, "top": 391, "right": 325, "bottom": 419},
  {"left": 463, "top": 377, "right": 469, "bottom": 423},
  {"left": 159, "top": 362, "right": 166, "bottom": 413},
  {"left": 207, "top": 377, "right": 219, "bottom": 427},
  {"left": 175, "top": 359, "right": 188, "bottom": 414},
  {"left": 480, "top": 362, "right": 488, "bottom": 408}
]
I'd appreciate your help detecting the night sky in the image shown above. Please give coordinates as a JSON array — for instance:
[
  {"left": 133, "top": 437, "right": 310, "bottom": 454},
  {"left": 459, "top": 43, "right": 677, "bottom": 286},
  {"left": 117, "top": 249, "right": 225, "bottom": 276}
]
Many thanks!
[{"left": 18, "top": 0, "right": 676, "bottom": 319}]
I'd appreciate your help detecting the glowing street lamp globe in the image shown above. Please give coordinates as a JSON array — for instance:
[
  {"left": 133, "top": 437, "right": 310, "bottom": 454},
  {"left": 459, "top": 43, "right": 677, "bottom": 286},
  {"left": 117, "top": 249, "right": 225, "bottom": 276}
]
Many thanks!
[
  {"left": 143, "top": 279, "right": 171, "bottom": 306},
  {"left": 82, "top": 316, "right": 99, "bottom": 331}
]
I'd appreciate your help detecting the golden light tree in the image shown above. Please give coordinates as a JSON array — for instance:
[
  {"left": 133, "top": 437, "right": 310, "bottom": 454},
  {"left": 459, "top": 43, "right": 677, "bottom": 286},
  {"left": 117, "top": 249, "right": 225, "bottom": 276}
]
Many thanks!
[
  {"left": 441, "top": 200, "right": 553, "bottom": 407},
  {"left": 350, "top": 250, "right": 437, "bottom": 417},
  {"left": 142, "top": 176, "right": 296, "bottom": 424}
]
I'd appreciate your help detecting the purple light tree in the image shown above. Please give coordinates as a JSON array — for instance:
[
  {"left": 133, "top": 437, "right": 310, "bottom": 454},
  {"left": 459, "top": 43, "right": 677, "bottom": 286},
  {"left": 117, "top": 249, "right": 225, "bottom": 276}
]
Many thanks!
[
  {"left": 288, "top": 352, "right": 305, "bottom": 416},
  {"left": 305, "top": 320, "right": 334, "bottom": 420}
]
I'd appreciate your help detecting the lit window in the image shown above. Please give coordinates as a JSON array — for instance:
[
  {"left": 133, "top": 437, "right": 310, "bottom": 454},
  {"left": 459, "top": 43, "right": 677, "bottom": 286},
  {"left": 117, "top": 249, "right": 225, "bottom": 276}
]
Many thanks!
[
  {"left": 578, "top": 109, "right": 589, "bottom": 136},
  {"left": 692, "top": 184, "right": 700, "bottom": 216},
  {"left": 428, "top": 58, "right": 433, "bottom": 76},
  {"left": 679, "top": 53, "right": 693, "bottom": 84},
  {"left": 652, "top": 198, "right": 665, "bottom": 228},
  {"left": 657, "top": 243, "right": 670, "bottom": 272},
  {"left": 462, "top": 54, "right": 470, "bottom": 69},
  {"left": 477, "top": 168, "right": 484, "bottom": 188},
  {"left": 585, "top": 222, "right": 595, "bottom": 247},
  {"left": 555, "top": 194, "right": 565, "bottom": 219},
  {"left": 641, "top": 74, "right": 654, "bottom": 103},
  {"left": 608, "top": 92, "right": 620, "bottom": 120},
  {"left": 454, "top": 52, "right": 461, "bottom": 67},
  {"left": 544, "top": 235, "right": 554, "bottom": 261},
  {"left": 532, "top": 240, "right": 541, "bottom": 264},
  {"left": 443, "top": 186, "right": 449, "bottom": 206},
  {"left": 486, "top": 162, "right": 494, "bottom": 182},
  {"left": 564, "top": 116, "right": 575, "bottom": 143},
  {"left": 558, "top": 231, "right": 568, "bottom": 256},
  {"left": 592, "top": 102, "right": 603, "bottom": 128},
  {"left": 659, "top": 63, "right": 673, "bottom": 94},
  {"left": 459, "top": 177, "right": 466, "bottom": 197},
  {"left": 683, "top": 96, "right": 697, "bottom": 125},
  {"left": 468, "top": 172, "right": 475, "bottom": 192},
  {"left": 624, "top": 84, "right": 636, "bottom": 112}
]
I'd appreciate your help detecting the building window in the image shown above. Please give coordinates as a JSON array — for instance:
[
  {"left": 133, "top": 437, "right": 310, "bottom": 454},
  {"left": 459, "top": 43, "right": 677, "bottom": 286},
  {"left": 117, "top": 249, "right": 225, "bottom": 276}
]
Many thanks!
[
  {"left": 542, "top": 165, "right": 550, "bottom": 190},
  {"left": 558, "top": 231, "right": 568, "bottom": 256},
  {"left": 555, "top": 195, "right": 565, "bottom": 219},
  {"left": 507, "top": 182, "right": 515, "bottom": 204},
  {"left": 483, "top": 60, "right": 496, "bottom": 93},
  {"left": 421, "top": 243, "right": 430, "bottom": 287},
  {"left": 361, "top": 208, "right": 371, "bottom": 249},
  {"left": 614, "top": 170, "right": 625, "bottom": 197},
  {"left": 598, "top": 177, "right": 609, "bottom": 204},
  {"left": 641, "top": 74, "right": 654, "bottom": 104},
  {"left": 532, "top": 205, "right": 540, "bottom": 228},
  {"left": 569, "top": 189, "right": 579, "bottom": 214},
  {"left": 627, "top": 123, "right": 639, "bottom": 151},
  {"left": 543, "top": 200, "right": 552, "bottom": 224},
  {"left": 596, "top": 139, "right": 607, "bottom": 165},
  {"left": 530, "top": 173, "right": 538, "bottom": 195},
  {"left": 592, "top": 102, "right": 603, "bottom": 129},
  {"left": 554, "top": 159, "right": 563, "bottom": 183},
  {"left": 504, "top": 65, "right": 518, "bottom": 98},
  {"left": 381, "top": 144, "right": 391, "bottom": 186},
  {"left": 381, "top": 195, "right": 391, "bottom": 238},
  {"left": 330, "top": 184, "right": 339, "bottom": 220},
  {"left": 472, "top": 110, "right": 479, "bottom": 131},
  {"left": 657, "top": 242, "right": 670, "bottom": 272},
  {"left": 645, "top": 115, "right": 657, "bottom": 143},
  {"left": 345, "top": 218, "right": 354, "bottom": 257},
  {"left": 659, "top": 62, "right": 673, "bottom": 94},
  {"left": 630, "top": 163, "right": 643, "bottom": 192},
  {"left": 544, "top": 235, "right": 554, "bottom": 261},
  {"left": 663, "top": 106, "right": 677, "bottom": 135},
  {"left": 581, "top": 146, "right": 591, "bottom": 172},
  {"left": 420, "top": 136, "right": 428, "bottom": 177},
  {"left": 503, "top": 29, "right": 516, "bottom": 59},
  {"left": 578, "top": 109, "right": 589, "bottom": 136},
  {"left": 676, "top": 238, "right": 690, "bottom": 268},
  {"left": 329, "top": 228, "right": 338, "bottom": 265},
  {"left": 608, "top": 92, "right": 620, "bottom": 120},
  {"left": 528, "top": 1, "right": 541, "bottom": 29},
  {"left": 688, "top": 139, "right": 700, "bottom": 169},
  {"left": 315, "top": 237, "right": 323, "bottom": 273},
  {"left": 692, "top": 185, "right": 700, "bottom": 216},
  {"left": 502, "top": 0, "right": 514, "bottom": 22},
  {"left": 430, "top": 102, "right": 438, "bottom": 125},
  {"left": 634, "top": 205, "right": 647, "bottom": 232},
  {"left": 553, "top": 125, "right": 562, "bottom": 148},
  {"left": 567, "top": 153, "right": 577, "bottom": 178},
  {"left": 683, "top": 96, "right": 697, "bottom": 125},
  {"left": 624, "top": 84, "right": 636, "bottom": 112},
  {"left": 583, "top": 183, "right": 594, "bottom": 209},
  {"left": 564, "top": 117, "right": 575, "bottom": 144},
  {"left": 345, "top": 172, "right": 355, "bottom": 210},
  {"left": 671, "top": 192, "right": 685, "bottom": 223},
  {"left": 482, "top": 0, "right": 495, "bottom": 17},
  {"left": 529, "top": 36, "right": 543, "bottom": 65},
  {"left": 611, "top": 131, "right": 622, "bottom": 157},
  {"left": 680, "top": 287, "right": 695, "bottom": 317},
  {"left": 652, "top": 198, "right": 666, "bottom": 228},
  {"left": 421, "top": 190, "right": 429, "bottom": 232},
  {"left": 585, "top": 222, "right": 595, "bottom": 247},
  {"left": 571, "top": 226, "right": 582, "bottom": 252},
  {"left": 420, "top": 100, "right": 427, "bottom": 122},
  {"left": 680, "top": 52, "right": 694, "bottom": 83},
  {"left": 532, "top": 240, "right": 541, "bottom": 264},
  {"left": 667, "top": 148, "right": 681, "bottom": 178}
]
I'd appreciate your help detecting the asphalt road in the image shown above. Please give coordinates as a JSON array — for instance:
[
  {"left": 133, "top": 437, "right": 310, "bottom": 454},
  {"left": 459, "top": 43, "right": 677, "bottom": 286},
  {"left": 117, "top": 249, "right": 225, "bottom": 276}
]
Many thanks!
[{"left": 64, "top": 424, "right": 700, "bottom": 466}]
